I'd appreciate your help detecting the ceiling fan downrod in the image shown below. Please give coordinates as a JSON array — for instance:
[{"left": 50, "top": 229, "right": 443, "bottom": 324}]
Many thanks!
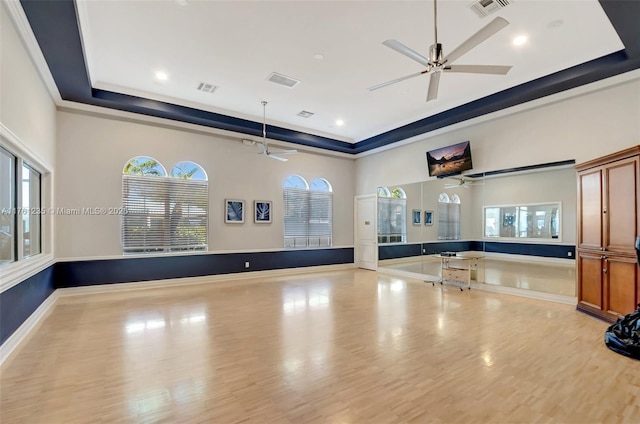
[{"left": 430, "top": 0, "right": 443, "bottom": 66}]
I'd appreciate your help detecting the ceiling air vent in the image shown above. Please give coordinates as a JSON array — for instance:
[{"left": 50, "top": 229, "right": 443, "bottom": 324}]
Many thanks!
[
  {"left": 267, "top": 72, "right": 300, "bottom": 88},
  {"left": 197, "top": 82, "right": 217, "bottom": 93},
  {"left": 467, "top": 0, "right": 511, "bottom": 18},
  {"left": 297, "top": 110, "right": 314, "bottom": 118}
]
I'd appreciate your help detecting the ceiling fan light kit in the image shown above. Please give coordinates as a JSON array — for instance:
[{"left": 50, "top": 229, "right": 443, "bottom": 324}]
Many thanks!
[{"left": 369, "top": 0, "right": 513, "bottom": 102}]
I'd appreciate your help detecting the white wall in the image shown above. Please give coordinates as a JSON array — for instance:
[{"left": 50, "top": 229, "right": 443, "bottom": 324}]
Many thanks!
[
  {"left": 0, "top": 3, "right": 56, "bottom": 166},
  {"left": 55, "top": 110, "right": 355, "bottom": 259},
  {"left": 355, "top": 76, "right": 640, "bottom": 195}
]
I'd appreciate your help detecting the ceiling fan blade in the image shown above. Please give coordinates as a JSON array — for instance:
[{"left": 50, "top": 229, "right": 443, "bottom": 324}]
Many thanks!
[
  {"left": 267, "top": 153, "right": 288, "bottom": 162},
  {"left": 427, "top": 71, "right": 440, "bottom": 102},
  {"left": 442, "top": 17, "right": 509, "bottom": 65},
  {"left": 269, "top": 149, "right": 297, "bottom": 155},
  {"left": 368, "top": 71, "right": 426, "bottom": 91},
  {"left": 382, "top": 39, "right": 432, "bottom": 68},
  {"left": 444, "top": 64, "right": 512, "bottom": 75}
]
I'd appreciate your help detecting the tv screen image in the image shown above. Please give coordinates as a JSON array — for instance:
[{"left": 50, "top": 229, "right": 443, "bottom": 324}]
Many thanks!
[{"left": 426, "top": 141, "right": 473, "bottom": 177}]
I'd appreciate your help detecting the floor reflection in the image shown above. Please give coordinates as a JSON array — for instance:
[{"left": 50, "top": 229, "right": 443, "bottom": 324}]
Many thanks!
[{"left": 379, "top": 256, "right": 575, "bottom": 297}]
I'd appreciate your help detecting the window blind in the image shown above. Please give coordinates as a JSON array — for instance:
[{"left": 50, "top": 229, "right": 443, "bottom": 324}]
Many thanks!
[
  {"left": 283, "top": 188, "right": 332, "bottom": 248},
  {"left": 122, "top": 175, "right": 208, "bottom": 253},
  {"left": 437, "top": 202, "right": 461, "bottom": 240},
  {"left": 377, "top": 197, "right": 406, "bottom": 243}
]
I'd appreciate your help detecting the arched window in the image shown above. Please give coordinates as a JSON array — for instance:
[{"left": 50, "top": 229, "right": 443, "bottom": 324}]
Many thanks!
[
  {"left": 123, "top": 156, "right": 166, "bottom": 176},
  {"left": 377, "top": 186, "right": 391, "bottom": 198},
  {"left": 122, "top": 157, "right": 208, "bottom": 253},
  {"left": 284, "top": 175, "right": 308, "bottom": 189},
  {"left": 310, "top": 178, "right": 331, "bottom": 192},
  {"left": 438, "top": 192, "right": 461, "bottom": 240},
  {"left": 283, "top": 176, "right": 332, "bottom": 248},
  {"left": 378, "top": 186, "right": 407, "bottom": 244},
  {"left": 170, "top": 161, "right": 208, "bottom": 180}
]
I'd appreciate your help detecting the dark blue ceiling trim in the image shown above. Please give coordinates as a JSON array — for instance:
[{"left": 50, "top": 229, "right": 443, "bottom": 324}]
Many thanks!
[
  {"left": 18, "top": 0, "right": 640, "bottom": 155},
  {"left": 465, "top": 159, "right": 576, "bottom": 179}
]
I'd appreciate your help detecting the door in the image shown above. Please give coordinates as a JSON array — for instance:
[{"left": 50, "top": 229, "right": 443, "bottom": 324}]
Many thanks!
[
  {"left": 577, "top": 168, "right": 603, "bottom": 251},
  {"left": 577, "top": 251, "right": 604, "bottom": 311},
  {"left": 604, "top": 157, "right": 639, "bottom": 254},
  {"left": 605, "top": 255, "right": 638, "bottom": 317},
  {"left": 355, "top": 194, "right": 377, "bottom": 270}
]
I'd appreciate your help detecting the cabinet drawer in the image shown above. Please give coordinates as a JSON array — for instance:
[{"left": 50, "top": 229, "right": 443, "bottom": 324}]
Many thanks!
[{"left": 443, "top": 267, "right": 468, "bottom": 282}]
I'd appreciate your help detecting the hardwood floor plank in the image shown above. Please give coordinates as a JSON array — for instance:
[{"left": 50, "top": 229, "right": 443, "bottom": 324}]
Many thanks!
[{"left": 1, "top": 269, "right": 638, "bottom": 423}]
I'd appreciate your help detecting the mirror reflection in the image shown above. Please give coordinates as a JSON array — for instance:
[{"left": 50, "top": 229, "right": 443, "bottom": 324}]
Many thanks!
[
  {"left": 377, "top": 165, "right": 577, "bottom": 298},
  {"left": 484, "top": 203, "right": 560, "bottom": 240}
]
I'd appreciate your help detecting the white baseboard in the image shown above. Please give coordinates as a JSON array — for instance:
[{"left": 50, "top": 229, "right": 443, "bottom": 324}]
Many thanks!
[{"left": 0, "top": 290, "right": 59, "bottom": 366}]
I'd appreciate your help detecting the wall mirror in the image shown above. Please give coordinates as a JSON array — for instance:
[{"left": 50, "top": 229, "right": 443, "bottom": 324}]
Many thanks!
[
  {"left": 376, "top": 165, "right": 577, "bottom": 298},
  {"left": 484, "top": 203, "right": 561, "bottom": 240}
]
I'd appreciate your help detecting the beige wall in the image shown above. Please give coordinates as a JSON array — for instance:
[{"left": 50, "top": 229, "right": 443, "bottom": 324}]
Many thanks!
[
  {"left": 55, "top": 110, "right": 355, "bottom": 259},
  {"left": 0, "top": 4, "right": 56, "bottom": 166},
  {"left": 355, "top": 77, "right": 640, "bottom": 195},
  {"left": 482, "top": 168, "right": 577, "bottom": 244}
]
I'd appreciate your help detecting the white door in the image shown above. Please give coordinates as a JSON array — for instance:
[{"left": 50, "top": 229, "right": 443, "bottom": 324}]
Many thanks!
[{"left": 355, "top": 194, "right": 377, "bottom": 270}]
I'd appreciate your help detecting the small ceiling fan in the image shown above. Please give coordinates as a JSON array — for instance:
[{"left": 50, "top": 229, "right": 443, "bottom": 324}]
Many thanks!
[
  {"left": 244, "top": 101, "right": 297, "bottom": 162},
  {"left": 444, "top": 176, "right": 483, "bottom": 189},
  {"left": 369, "top": 0, "right": 512, "bottom": 101}
]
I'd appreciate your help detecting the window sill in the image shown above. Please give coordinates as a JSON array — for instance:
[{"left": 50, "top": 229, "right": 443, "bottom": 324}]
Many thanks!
[{"left": 0, "top": 253, "right": 54, "bottom": 293}]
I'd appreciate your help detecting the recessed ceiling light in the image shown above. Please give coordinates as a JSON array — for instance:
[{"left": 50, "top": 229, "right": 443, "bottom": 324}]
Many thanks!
[
  {"left": 155, "top": 71, "right": 169, "bottom": 81},
  {"left": 175, "top": 0, "right": 188, "bottom": 7},
  {"left": 335, "top": 119, "right": 344, "bottom": 127},
  {"left": 512, "top": 35, "right": 528, "bottom": 47},
  {"left": 313, "top": 54, "right": 324, "bottom": 60}
]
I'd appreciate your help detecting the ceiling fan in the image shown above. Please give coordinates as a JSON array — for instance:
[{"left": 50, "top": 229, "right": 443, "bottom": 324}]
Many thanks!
[
  {"left": 243, "top": 101, "right": 297, "bottom": 162},
  {"left": 369, "top": 0, "right": 512, "bottom": 101},
  {"left": 444, "top": 176, "right": 483, "bottom": 189}
]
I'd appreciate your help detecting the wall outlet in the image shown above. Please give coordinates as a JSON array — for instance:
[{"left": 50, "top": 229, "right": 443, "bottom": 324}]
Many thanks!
[
  {"left": 245, "top": 261, "right": 250, "bottom": 268},
  {"left": 568, "top": 252, "right": 572, "bottom": 257}
]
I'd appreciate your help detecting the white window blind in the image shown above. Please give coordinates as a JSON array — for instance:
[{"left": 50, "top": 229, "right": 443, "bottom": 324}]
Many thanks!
[
  {"left": 122, "top": 175, "right": 208, "bottom": 253},
  {"left": 283, "top": 188, "right": 332, "bottom": 248},
  {"left": 438, "top": 202, "right": 461, "bottom": 240},
  {"left": 377, "top": 197, "right": 406, "bottom": 243}
]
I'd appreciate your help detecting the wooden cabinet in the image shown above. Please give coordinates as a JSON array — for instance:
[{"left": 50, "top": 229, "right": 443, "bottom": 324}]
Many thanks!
[
  {"left": 576, "top": 147, "right": 640, "bottom": 322},
  {"left": 577, "top": 251, "right": 639, "bottom": 320}
]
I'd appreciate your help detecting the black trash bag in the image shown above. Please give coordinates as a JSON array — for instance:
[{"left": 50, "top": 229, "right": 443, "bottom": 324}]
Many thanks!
[{"left": 604, "top": 304, "right": 640, "bottom": 360}]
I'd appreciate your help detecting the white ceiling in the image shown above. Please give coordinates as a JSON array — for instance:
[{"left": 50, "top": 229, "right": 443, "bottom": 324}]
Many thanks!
[{"left": 76, "top": 0, "right": 624, "bottom": 144}]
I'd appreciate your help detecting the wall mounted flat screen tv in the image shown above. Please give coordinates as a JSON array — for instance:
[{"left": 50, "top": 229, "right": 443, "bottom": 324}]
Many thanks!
[{"left": 426, "top": 141, "right": 473, "bottom": 177}]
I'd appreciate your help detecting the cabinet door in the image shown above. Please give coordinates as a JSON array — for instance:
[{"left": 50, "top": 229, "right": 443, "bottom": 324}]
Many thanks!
[
  {"left": 604, "top": 255, "right": 638, "bottom": 317},
  {"left": 578, "top": 168, "right": 603, "bottom": 251},
  {"left": 604, "top": 156, "right": 639, "bottom": 254},
  {"left": 578, "top": 251, "right": 604, "bottom": 310}
]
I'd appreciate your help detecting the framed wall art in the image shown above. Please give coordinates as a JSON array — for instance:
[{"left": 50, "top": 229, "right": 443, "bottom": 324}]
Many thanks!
[
  {"left": 225, "top": 199, "right": 245, "bottom": 223},
  {"left": 424, "top": 210, "right": 434, "bottom": 226},
  {"left": 412, "top": 209, "right": 421, "bottom": 225},
  {"left": 254, "top": 200, "right": 272, "bottom": 223}
]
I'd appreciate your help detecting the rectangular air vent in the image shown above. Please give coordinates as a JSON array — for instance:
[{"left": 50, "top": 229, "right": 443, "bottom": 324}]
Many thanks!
[
  {"left": 197, "top": 82, "right": 217, "bottom": 93},
  {"left": 267, "top": 72, "right": 300, "bottom": 88},
  {"left": 297, "top": 110, "right": 314, "bottom": 118},
  {"left": 468, "top": 0, "right": 511, "bottom": 18}
]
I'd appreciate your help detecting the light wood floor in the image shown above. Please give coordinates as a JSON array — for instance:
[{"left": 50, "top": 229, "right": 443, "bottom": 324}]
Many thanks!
[
  {"left": 379, "top": 257, "right": 576, "bottom": 296},
  {"left": 1, "top": 269, "right": 638, "bottom": 423}
]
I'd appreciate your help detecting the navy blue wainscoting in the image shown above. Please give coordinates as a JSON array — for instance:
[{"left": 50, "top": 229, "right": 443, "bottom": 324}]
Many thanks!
[
  {"left": 0, "top": 266, "right": 56, "bottom": 345},
  {"left": 421, "top": 241, "right": 478, "bottom": 255},
  {"left": 378, "top": 244, "right": 422, "bottom": 261},
  {"left": 483, "top": 242, "right": 575, "bottom": 259},
  {"left": 55, "top": 248, "right": 354, "bottom": 288}
]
